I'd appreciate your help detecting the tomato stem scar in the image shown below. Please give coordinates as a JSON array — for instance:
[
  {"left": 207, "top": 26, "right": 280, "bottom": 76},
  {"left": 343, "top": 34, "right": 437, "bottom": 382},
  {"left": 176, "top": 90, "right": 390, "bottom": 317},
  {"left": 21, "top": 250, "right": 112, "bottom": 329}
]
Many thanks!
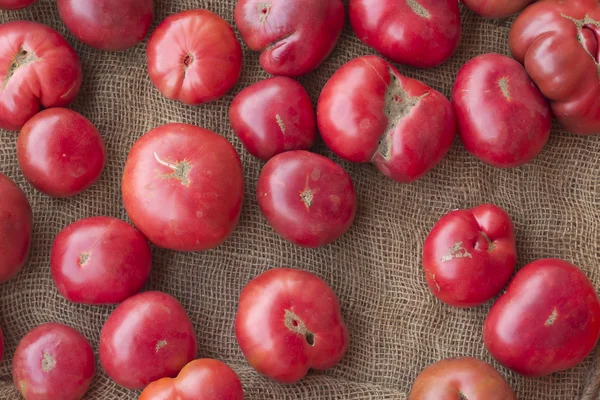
[
  {"left": 41, "top": 352, "right": 55, "bottom": 372},
  {"left": 153, "top": 152, "right": 191, "bottom": 186},
  {"left": 498, "top": 77, "right": 510, "bottom": 100},
  {"left": 405, "top": 0, "right": 430, "bottom": 19},
  {"left": 257, "top": 3, "right": 272, "bottom": 23},
  {"left": 155, "top": 340, "right": 167, "bottom": 352},
  {"left": 284, "top": 310, "right": 315, "bottom": 346},
  {"left": 4, "top": 47, "right": 39, "bottom": 90}
]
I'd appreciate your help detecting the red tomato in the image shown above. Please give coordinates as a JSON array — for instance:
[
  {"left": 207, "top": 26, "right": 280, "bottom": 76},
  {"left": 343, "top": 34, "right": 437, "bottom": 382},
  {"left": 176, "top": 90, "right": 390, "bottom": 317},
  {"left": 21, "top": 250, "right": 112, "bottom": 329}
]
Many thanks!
[
  {"left": 56, "top": 0, "right": 154, "bottom": 51},
  {"left": 452, "top": 53, "right": 551, "bottom": 168},
  {"left": 510, "top": 0, "right": 600, "bottom": 135},
  {"left": 484, "top": 259, "right": 600, "bottom": 377},
  {"left": 234, "top": 0, "right": 344, "bottom": 77},
  {"left": 349, "top": 0, "right": 461, "bottom": 68},
  {"left": 317, "top": 55, "right": 456, "bottom": 183},
  {"left": 461, "top": 0, "right": 533, "bottom": 18},
  {"left": 17, "top": 108, "right": 106, "bottom": 198},
  {"left": 422, "top": 204, "right": 517, "bottom": 308},
  {"left": 0, "top": 173, "right": 32, "bottom": 283},
  {"left": 0, "top": 0, "right": 36, "bottom": 9},
  {"left": 51, "top": 216, "right": 152, "bottom": 304},
  {"left": 100, "top": 291, "right": 197, "bottom": 390},
  {"left": 257, "top": 150, "right": 356, "bottom": 248},
  {"left": 147, "top": 9, "right": 242, "bottom": 105},
  {"left": 13, "top": 323, "right": 95, "bottom": 400},
  {"left": 235, "top": 268, "right": 349, "bottom": 383},
  {"left": 122, "top": 123, "right": 244, "bottom": 251},
  {"left": 409, "top": 357, "right": 516, "bottom": 400},
  {"left": 229, "top": 77, "right": 316, "bottom": 160},
  {"left": 139, "top": 359, "right": 244, "bottom": 400}
]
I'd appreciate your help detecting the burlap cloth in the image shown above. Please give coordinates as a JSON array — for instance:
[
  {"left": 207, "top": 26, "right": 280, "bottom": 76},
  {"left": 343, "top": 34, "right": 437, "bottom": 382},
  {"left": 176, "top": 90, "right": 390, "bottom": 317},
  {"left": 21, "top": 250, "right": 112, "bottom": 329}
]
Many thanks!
[{"left": 0, "top": 1, "right": 599, "bottom": 399}]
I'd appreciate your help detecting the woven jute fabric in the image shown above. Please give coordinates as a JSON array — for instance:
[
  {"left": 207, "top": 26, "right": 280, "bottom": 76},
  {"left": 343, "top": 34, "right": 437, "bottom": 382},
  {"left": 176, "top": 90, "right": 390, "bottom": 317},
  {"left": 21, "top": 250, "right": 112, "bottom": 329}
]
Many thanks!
[{"left": 0, "top": 1, "right": 599, "bottom": 399}]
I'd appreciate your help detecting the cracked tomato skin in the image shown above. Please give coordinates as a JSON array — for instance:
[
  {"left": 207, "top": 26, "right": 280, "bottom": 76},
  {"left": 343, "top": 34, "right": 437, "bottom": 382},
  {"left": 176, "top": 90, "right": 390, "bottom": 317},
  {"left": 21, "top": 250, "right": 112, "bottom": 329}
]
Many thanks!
[
  {"left": 139, "top": 359, "right": 244, "bottom": 400},
  {"left": 235, "top": 268, "right": 349, "bottom": 383},
  {"left": 122, "top": 123, "right": 244, "bottom": 252},
  {"left": 349, "top": 0, "right": 461, "bottom": 68},
  {"left": 510, "top": 0, "right": 600, "bottom": 135},
  {"left": 234, "top": 0, "right": 345, "bottom": 77},
  {"left": 484, "top": 259, "right": 600, "bottom": 377},
  {"left": 13, "top": 323, "right": 95, "bottom": 400},
  {"left": 461, "top": 0, "right": 533, "bottom": 18},
  {"left": 422, "top": 204, "right": 517, "bottom": 308},
  {"left": 452, "top": 53, "right": 551, "bottom": 168},
  {"left": 147, "top": 9, "right": 242, "bottom": 106},
  {"left": 100, "top": 291, "right": 198, "bottom": 390},
  {"left": 0, "top": 0, "right": 36, "bottom": 9},
  {"left": 317, "top": 55, "right": 456, "bottom": 183},
  {"left": 257, "top": 150, "right": 356, "bottom": 248}
]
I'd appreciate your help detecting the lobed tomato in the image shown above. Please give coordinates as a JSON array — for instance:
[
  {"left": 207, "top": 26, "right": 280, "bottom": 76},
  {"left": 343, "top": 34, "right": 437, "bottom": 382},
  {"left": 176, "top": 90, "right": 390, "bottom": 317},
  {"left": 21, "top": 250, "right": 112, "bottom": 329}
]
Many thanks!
[
  {"left": 461, "top": 0, "right": 533, "bottom": 18},
  {"left": 0, "top": 0, "right": 36, "bottom": 9}
]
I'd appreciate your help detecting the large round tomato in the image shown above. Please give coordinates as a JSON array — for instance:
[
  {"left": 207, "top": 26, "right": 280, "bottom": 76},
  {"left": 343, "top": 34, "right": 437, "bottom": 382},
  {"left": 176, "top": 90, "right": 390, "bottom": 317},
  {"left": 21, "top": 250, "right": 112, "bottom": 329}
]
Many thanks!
[
  {"left": 13, "top": 323, "right": 95, "bottom": 400},
  {"left": 122, "top": 123, "right": 244, "bottom": 251},
  {"left": 234, "top": 0, "right": 344, "bottom": 77},
  {"left": 0, "top": 0, "right": 36, "bottom": 9},
  {"left": 484, "top": 259, "right": 600, "bottom": 377},
  {"left": 51, "top": 216, "right": 152, "bottom": 304},
  {"left": 0, "top": 21, "right": 82, "bottom": 131},
  {"left": 147, "top": 9, "right": 242, "bottom": 105},
  {"left": 235, "top": 268, "right": 349, "bottom": 383},
  {"left": 461, "top": 0, "right": 533, "bottom": 18},
  {"left": 139, "top": 359, "right": 244, "bottom": 400},
  {"left": 0, "top": 173, "right": 32, "bottom": 283},
  {"left": 100, "top": 291, "right": 197, "bottom": 389}
]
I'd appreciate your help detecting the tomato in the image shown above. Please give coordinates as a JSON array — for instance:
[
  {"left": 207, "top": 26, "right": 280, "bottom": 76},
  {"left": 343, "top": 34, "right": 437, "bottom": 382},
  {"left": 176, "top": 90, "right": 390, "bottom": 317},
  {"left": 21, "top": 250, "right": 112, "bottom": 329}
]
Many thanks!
[
  {"left": 235, "top": 268, "right": 349, "bottom": 383},
  {"left": 147, "top": 9, "right": 242, "bottom": 105},
  {"left": 56, "top": 0, "right": 154, "bottom": 51},
  {"left": 349, "top": 0, "right": 461, "bottom": 68},
  {"left": 0, "top": 173, "right": 32, "bottom": 283},
  {"left": 484, "top": 259, "right": 600, "bottom": 377},
  {"left": 422, "top": 204, "right": 516, "bottom": 308},
  {"left": 461, "top": 0, "right": 533, "bottom": 18},
  {"left": 257, "top": 150, "right": 356, "bottom": 248},
  {"left": 229, "top": 77, "right": 316, "bottom": 160},
  {"left": 510, "top": 0, "right": 600, "bottom": 135},
  {"left": 317, "top": 55, "right": 456, "bottom": 183},
  {"left": 17, "top": 108, "right": 106, "bottom": 198},
  {"left": 409, "top": 357, "right": 516, "bottom": 400},
  {"left": 0, "top": 21, "right": 82, "bottom": 131},
  {"left": 0, "top": 0, "right": 36, "bottom": 9},
  {"left": 139, "top": 359, "right": 244, "bottom": 400},
  {"left": 13, "top": 323, "right": 95, "bottom": 400},
  {"left": 122, "top": 123, "right": 244, "bottom": 251},
  {"left": 234, "top": 0, "right": 344, "bottom": 77},
  {"left": 100, "top": 291, "right": 197, "bottom": 390},
  {"left": 452, "top": 53, "right": 551, "bottom": 168},
  {"left": 51, "top": 216, "right": 152, "bottom": 304}
]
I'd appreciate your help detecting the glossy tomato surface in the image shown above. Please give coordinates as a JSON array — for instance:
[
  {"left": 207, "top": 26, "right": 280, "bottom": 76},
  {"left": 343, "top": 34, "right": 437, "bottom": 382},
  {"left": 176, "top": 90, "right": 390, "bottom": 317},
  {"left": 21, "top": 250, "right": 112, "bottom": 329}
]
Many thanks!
[
  {"left": 422, "top": 204, "right": 517, "bottom": 308},
  {"left": 349, "top": 0, "right": 461, "bottom": 68},
  {"left": 235, "top": 0, "right": 344, "bottom": 76},
  {"left": 462, "top": 0, "right": 533, "bottom": 18},
  {"left": 100, "top": 291, "right": 197, "bottom": 389},
  {"left": 139, "top": 359, "right": 244, "bottom": 400},
  {"left": 0, "top": 173, "right": 32, "bottom": 283},
  {"left": 452, "top": 53, "right": 551, "bottom": 168},
  {"left": 122, "top": 123, "right": 244, "bottom": 251},
  {"left": 229, "top": 77, "right": 316, "bottom": 160},
  {"left": 57, "top": 0, "right": 154, "bottom": 51},
  {"left": 51, "top": 216, "right": 152, "bottom": 304},
  {"left": 0, "top": 21, "right": 82, "bottom": 131},
  {"left": 13, "top": 323, "right": 95, "bottom": 400},
  {"left": 484, "top": 259, "right": 600, "bottom": 377},
  {"left": 317, "top": 55, "right": 456, "bottom": 183},
  {"left": 147, "top": 9, "right": 242, "bottom": 105},
  {"left": 17, "top": 108, "right": 106, "bottom": 197},
  {"left": 0, "top": 0, "right": 36, "bottom": 9},
  {"left": 257, "top": 151, "right": 356, "bottom": 248},
  {"left": 235, "top": 268, "right": 349, "bottom": 383}
]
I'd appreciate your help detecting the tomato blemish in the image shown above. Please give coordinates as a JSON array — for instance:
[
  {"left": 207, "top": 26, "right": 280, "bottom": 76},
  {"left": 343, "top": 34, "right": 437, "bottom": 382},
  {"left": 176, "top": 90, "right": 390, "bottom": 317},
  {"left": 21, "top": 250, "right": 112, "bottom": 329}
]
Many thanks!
[
  {"left": 284, "top": 310, "right": 315, "bottom": 347},
  {"left": 41, "top": 352, "right": 56, "bottom": 372}
]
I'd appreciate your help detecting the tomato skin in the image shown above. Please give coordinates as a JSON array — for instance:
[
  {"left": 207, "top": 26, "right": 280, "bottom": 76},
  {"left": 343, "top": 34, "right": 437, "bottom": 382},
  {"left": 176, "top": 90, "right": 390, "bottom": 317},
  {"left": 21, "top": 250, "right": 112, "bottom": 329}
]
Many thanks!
[
  {"left": 234, "top": 0, "right": 344, "bottom": 77},
  {"left": 422, "top": 204, "right": 517, "bottom": 308},
  {"left": 235, "top": 268, "right": 349, "bottom": 384},
  {"left": 147, "top": 9, "right": 242, "bottom": 105},
  {"left": 257, "top": 151, "right": 356, "bottom": 248},
  {"left": 0, "top": 0, "right": 36, "bottom": 9},
  {"left": 13, "top": 323, "right": 95, "bottom": 400},
  {"left": 484, "top": 259, "right": 600, "bottom": 377},
  {"left": 122, "top": 123, "right": 244, "bottom": 251},
  {"left": 100, "top": 291, "right": 198, "bottom": 390},
  {"left": 51, "top": 216, "right": 152, "bottom": 304},
  {"left": 56, "top": 0, "right": 154, "bottom": 51},
  {"left": 139, "top": 359, "right": 244, "bottom": 400},
  {"left": 229, "top": 77, "right": 316, "bottom": 160},
  {"left": 461, "top": 0, "right": 533, "bottom": 18}
]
